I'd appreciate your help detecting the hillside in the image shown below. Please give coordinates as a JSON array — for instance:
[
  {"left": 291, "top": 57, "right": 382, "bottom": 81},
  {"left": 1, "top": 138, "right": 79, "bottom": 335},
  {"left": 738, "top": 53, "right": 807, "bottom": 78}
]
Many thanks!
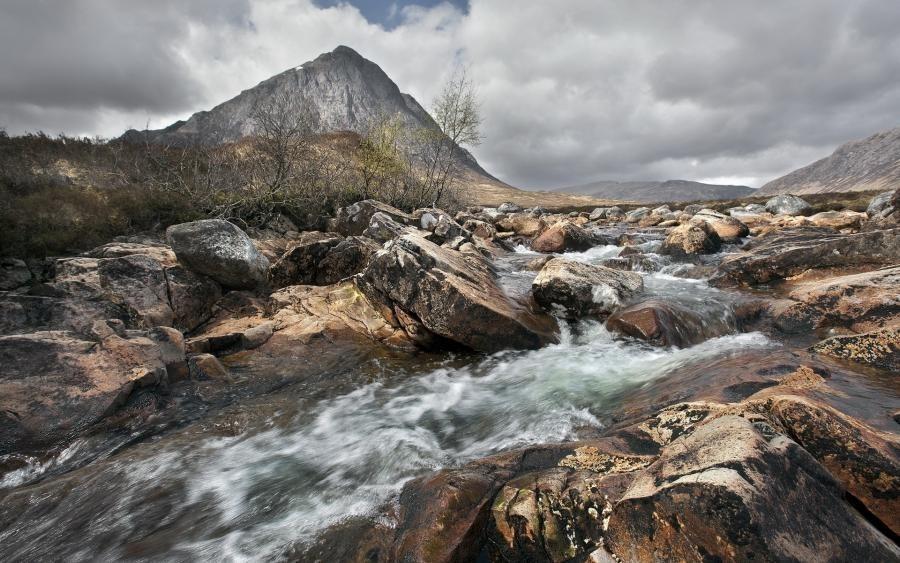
[
  {"left": 553, "top": 179, "right": 754, "bottom": 202},
  {"left": 759, "top": 126, "right": 900, "bottom": 195}
]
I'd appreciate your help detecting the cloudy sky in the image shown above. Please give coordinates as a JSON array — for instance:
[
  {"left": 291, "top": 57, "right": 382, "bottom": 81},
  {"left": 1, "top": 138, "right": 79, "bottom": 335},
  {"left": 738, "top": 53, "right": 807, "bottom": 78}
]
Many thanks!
[{"left": 2, "top": 0, "right": 899, "bottom": 189}]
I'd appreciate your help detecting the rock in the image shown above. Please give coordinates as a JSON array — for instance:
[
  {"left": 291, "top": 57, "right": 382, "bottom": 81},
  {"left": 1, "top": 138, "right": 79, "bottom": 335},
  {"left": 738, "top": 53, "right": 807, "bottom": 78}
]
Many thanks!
[
  {"left": 363, "top": 211, "right": 415, "bottom": 243},
  {"left": 165, "top": 219, "right": 269, "bottom": 290},
  {"left": 163, "top": 265, "right": 222, "bottom": 331},
  {"left": 529, "top": 206, "right": 547, "bottom": 217},
  {"left": 531, "top": 221, "right": 595, "bottom": 253},
  {"left": 607, "top": 299, "right": 722, "bottom": 347},
  {"left": 606, "top": 206, "right": 625, "bottom": 220},
  {"left": 774, "top": 266, "right": 900, "bottom": 333},
  {"left": 624, "top": 207, "right": 650, "bottom": 223},
  {"left": 532, "top": 258, "right": 643, "bottom": 319},
  {"left": 810, "top": 327, "right": 899, "bottom": 371},
  {"left": 498, "top": 202, "right": 522, "bottom": 214},
  {"left": 764, "top": 395, "right": 900, "bottom": 537},
  {"left": 691, "top": 209, "right": 749, "bottom": 242},
  {"left": 0, "top": 289, "right": 132, "bottom": 337},
  {"left": 489, "top": 468, "right": 608, "bottom": 562},
  {"left": 362, "top": 232, "right": 556, "bottom": 352},
  {"left": 525, "top": 255, "right": 552, "bottom": 271},
  {"left": 659, "top": 222, "right": 722, "bottom": 256},
  {"left": 765, "top": 194, "right": 813, "bottom": 216},
  {"left": 711, "top": 228, "right": 900, "bottom": 286},
  {"left": 604, "top": 415, "right": 896, "bottom": 562},
  {"left": 0, "top": 327, "right": 172, "bottom": 453},
  {"left": 318, "top": 236, "right": 380, "bottom": 283},
  {"left": 495, "top": 214, "right": 546, "bottom": 237},
  {"left": 461, "top": 219, "right": 497, "bottom": 239},
  {"left": 867, "top": 189, "right": 896, "bottom": 217},
  {"left": 808, "top": 210, "right": 866, "bottom": 231},
  {"left": 333, "top": 199, "right": 414, "bottom": 236},
  {"left": 598, "top": 254, "right": 661, "bottom": 273},
  {"left": 418, "top": 209, "right": 468, "bottom": 244},
  {"left": 589, "top": 207, "right": 609, "bottom": 221},
  {"left": 0, "top": 258, "right": 32, "bottom": 290},
  {"left": 681, "top": 204, "right": 703, "bottom": 215},
  {"left": 98, "top": 254, "right": 174, "bottom": 328},
  {"left": 188, "top": 353, "right": 231, "bottom": 381},
  {"left": 268, "top": 232, "right": 343, "bottom": 287}
]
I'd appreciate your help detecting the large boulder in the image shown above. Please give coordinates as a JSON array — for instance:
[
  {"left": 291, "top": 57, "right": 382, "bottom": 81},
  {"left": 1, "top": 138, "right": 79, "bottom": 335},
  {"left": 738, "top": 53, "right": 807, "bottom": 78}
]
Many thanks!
[
  {"left": 765, "top": 194, "right": 813, "bottom": 216},
  {"left": 711, "top": 227, "right": 900, "bottom": 287},
  {"left": 867, "top": 189, "right": 897, "bottom": 217},
  {"left": 532, "top": 258, "right": 643, "bottom": 319},
  {"left": 607, "top": 299, "right": 723, "bottom": 347},
  {"left": 604, "top": 415, "right": 896, "bottom": 562},
  {"left": 362, "top": 232, "right": 556, "bottom": 352},
  {"left": 531, "top": 221, "right": 595, "bottom": 253},
  {"left": 691, "top": 209, "right": 749, "bottom": 242},
  {"left": 333, "top": 199, "right": 414, "bottom": 236},
  {"left": 0, "top": 323, "right": 183, "bottom": 453},
  {"left": 659, "top": 221, "right": 722, "bottom": 256},
  {"left": 165, "top": 219, "right": 269, "bottom": 290}
]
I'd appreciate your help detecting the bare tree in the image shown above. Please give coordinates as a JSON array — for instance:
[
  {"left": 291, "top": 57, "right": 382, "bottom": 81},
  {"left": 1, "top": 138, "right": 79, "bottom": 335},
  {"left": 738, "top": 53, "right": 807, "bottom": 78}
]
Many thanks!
[{"left": 421, "top": 67, "right": 483, "bottom": 206}]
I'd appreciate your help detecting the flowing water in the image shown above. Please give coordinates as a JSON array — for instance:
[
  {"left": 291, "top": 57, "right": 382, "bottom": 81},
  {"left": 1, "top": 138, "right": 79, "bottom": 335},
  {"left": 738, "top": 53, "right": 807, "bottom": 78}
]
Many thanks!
[{"left": 0, "top": 237, "right": 815, "bottom": 560}]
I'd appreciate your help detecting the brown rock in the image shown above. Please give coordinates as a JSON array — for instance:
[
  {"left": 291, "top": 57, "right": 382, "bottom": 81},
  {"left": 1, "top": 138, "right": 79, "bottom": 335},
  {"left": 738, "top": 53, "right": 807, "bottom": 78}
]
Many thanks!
[
  {"left": 531, "top": 222, "right": 595, "bottom": 253},
  {"left": 810, "top": 327, "right": 899, "bottom": 371},
  {"left": 607, "top": 299, "right": 721, "bottom": 347},
  {"left": 659, "top": 221, "right": 722, "bottom": 256}
]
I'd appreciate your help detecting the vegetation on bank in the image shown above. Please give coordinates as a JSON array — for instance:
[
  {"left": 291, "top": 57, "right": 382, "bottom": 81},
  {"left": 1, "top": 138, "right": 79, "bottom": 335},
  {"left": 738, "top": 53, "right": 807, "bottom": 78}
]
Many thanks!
[{"left": 0, "top": 71, "right": 482, "bottom": 258}]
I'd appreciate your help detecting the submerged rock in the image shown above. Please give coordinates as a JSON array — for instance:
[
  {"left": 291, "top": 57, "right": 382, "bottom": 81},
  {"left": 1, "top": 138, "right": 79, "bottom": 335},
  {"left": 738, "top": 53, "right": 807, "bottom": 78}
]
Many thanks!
[
  {"left": 607, "top": 299, "right": 718, "bottom": 347},
  {"left": 532, "top": 258, "right": 643, "bottom": 319},
  {"left": 166, "top": 219, "right": 269, "bottom": 290}
]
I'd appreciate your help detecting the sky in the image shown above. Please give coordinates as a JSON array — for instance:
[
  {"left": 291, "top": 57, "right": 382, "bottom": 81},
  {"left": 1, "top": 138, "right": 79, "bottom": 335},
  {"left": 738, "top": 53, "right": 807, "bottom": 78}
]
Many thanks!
[{"left": 1, "top": 0, "right": 899, "bottom": 189}]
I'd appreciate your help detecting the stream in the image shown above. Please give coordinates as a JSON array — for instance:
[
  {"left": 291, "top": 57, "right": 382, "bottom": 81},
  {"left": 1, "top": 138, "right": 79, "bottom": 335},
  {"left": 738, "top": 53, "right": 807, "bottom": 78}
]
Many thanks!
[{"left": 0, "top": 232, "right": 870, "bottom": 561}]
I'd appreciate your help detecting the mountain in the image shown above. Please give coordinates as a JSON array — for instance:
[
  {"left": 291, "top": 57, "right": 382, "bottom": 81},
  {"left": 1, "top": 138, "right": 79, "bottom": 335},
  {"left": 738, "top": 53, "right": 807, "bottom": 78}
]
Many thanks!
[
  {"left": 759, "top": 127, "right": 900, "bottom": 195},
  {"left": 553, "top": 179, "right": 754, "bottom": 203},
  {"left": 122, "top": 45, "right": 493, "bottom": 178}
]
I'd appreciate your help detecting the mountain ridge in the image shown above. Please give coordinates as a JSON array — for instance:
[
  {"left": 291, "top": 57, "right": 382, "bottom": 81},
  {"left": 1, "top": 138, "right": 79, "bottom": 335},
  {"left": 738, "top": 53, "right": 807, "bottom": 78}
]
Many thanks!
[{"left": 758, "top": 126, "right": 900, "bottom": 195}]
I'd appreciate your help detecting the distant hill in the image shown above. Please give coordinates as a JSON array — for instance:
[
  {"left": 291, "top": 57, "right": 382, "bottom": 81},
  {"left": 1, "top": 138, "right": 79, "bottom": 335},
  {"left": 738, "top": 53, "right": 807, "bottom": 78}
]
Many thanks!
[
  {"left": 759, "top": 127, "right": 900, "bottom": 195},
  {"left": 552, "top": 179, "right": 754, "bottom": 203}
]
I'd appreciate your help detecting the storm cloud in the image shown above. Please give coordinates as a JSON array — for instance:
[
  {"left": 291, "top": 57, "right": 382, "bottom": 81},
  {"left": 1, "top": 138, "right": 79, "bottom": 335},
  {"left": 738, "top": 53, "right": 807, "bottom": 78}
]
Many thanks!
[{"left": 2, "top": 0, "right": 899, "bottom": 188}]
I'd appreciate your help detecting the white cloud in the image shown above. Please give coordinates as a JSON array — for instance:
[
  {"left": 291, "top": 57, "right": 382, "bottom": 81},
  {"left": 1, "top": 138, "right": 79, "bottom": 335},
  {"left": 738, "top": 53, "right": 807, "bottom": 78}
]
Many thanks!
[{"left": 2, "top": 0, "right": 899, "bottom": 189}]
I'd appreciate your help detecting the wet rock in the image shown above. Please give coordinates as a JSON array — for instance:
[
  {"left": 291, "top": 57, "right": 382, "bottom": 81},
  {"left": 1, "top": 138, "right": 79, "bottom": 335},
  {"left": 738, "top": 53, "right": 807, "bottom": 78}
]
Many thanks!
[
  {"left": 531, "top": 221, "right": 595, "bottom": 253},
  {"left": 659, "top": 221, "right": 722, "bottom": 256},
  {"left": 775, "top": 266, "right": 900, "bottom": 333},
  {"left": 496, "top": 213, "right": 546, "bottom": 237},
  {"left": 599, "top": 254, "right": 661, "bottom": 273},
  {"left": 711, "top": 228, "right": 900, "bottom": 287},
  {"left": 0, "top": 325, "right": 172, "bottom": 453},
  {"left": 489, "top": 468, "right": 609, "bottom": 562},
  {"left": 362, "top": 232, "right": 556, "bottom": 352},
  {"left": 532, "top": 258, "right": 643, "bottom": 319},
  {"left": 333, "top": 199, "right": 414, "bottom": 236},
  {"left": 810, "top": 327, "right": 899, "bottom": 371},
  {"left": 0, "top": 258, "right": 32, "bottom": 290},
  {"left": 607, "top": 299, "right": 717, "bottom": 347},
  {"left": 188, "top": 353, "right": 231, "bottom": 381},
  {"left": 165, "top": 219, "right": 270, "bottom": 290},
  {"left": 764, "top": 395, "right": 900, "bottom": 537},
  {"left": 525, "top": 255, "right": 553, "bottom": 271},
  {"left": 809, "top": 210, "right": 866, "bottom": 231},
  {"left": 604, "top": 415, "right": 897, "bottom": 562},
  {"left": 691, "top": 209, "right": 750, "bottom": 242},
  {"left": 765, "top": 194, "right": 813, "bottom": 216}
]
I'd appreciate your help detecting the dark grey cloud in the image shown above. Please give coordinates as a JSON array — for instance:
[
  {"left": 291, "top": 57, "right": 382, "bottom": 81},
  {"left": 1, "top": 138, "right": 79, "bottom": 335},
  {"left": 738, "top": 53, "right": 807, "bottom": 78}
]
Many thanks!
[{"left": 2, "top": 0, "right": 899, "bottom": 188}]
